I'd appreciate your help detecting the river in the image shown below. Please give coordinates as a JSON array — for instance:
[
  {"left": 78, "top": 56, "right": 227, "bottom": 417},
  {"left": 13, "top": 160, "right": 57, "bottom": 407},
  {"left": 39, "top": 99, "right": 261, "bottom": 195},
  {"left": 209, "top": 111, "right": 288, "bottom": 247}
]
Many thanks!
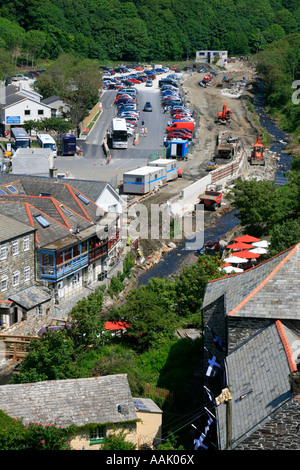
[{"left": 138, "top": 80, "right": 292, "bottom": 286}]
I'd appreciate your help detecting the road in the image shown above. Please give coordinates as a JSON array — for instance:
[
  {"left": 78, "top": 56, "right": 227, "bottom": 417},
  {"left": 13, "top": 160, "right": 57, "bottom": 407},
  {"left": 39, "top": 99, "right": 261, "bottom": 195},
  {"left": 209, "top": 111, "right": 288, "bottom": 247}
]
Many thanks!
[{"left": 54, "top": 74, "right": 175, "bottom": 185}]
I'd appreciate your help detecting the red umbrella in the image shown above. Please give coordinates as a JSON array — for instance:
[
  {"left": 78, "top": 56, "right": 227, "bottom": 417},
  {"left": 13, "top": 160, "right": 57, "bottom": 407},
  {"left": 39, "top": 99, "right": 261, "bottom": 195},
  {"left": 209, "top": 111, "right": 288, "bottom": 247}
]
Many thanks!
[
  {"left": 235, "top": 250, "right": 261, "bottom": 259},
  {"left": 226, "top": 242, "right": 254, "bottom": 250},
  {"left": 234, "top": 235, "right": 260, "bottom": 243}
]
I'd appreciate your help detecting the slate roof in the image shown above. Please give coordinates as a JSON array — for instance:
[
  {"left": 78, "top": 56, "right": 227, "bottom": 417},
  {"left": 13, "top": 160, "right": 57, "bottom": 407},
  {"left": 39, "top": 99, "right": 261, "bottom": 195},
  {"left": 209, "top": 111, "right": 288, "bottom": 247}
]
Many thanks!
[
  {"left": 0, "top": 213, "right": 35, "bottom": 243},
  {"left": 0, "top": 178, "right": 115, "bottom": 248},
  {"left": 0, "top": 174, "right": 122, "bottom": 205},
  {"left": 201, "top": 244, "right": 300, "bottom": 320},
  {"left": 9, "top": 285, "right": 51, "bottom": 310},
  {"left": 0, "top": 374, "right": 137, "bottom": 428},
  {"left": 216, "top": 321, "right": 299, "bottom": 449}
]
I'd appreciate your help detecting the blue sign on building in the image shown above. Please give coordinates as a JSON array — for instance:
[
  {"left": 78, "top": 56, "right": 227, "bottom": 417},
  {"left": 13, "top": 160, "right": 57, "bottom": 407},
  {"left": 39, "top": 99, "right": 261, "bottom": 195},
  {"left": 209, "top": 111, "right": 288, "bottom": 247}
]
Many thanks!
[{"left": 6, "top": 116, "right": 21, "bottom": 124}]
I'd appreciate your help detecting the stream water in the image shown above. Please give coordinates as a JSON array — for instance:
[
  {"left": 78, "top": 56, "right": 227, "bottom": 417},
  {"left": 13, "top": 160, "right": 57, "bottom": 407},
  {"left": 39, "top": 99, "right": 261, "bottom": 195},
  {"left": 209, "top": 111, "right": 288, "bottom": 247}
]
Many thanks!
[{"left": 138, "top": 81, "right": 292, "bottom": 286}]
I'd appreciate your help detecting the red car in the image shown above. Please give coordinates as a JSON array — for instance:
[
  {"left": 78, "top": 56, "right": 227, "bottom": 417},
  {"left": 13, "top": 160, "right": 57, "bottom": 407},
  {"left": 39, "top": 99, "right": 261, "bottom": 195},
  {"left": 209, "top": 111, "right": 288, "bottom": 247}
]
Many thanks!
[
  {"left": 128, "top": 79, "right": 142, "bottom": 84},
  {"left": 167, "top": 131, "right": 192, "bottom": 141}
]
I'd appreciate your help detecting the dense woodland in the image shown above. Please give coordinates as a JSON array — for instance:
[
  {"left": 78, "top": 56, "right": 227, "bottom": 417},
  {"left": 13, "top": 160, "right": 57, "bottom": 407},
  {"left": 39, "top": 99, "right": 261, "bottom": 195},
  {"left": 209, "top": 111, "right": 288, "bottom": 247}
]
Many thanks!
[{"left": 0, "top": 0, "right": 299, "bottom": 62}]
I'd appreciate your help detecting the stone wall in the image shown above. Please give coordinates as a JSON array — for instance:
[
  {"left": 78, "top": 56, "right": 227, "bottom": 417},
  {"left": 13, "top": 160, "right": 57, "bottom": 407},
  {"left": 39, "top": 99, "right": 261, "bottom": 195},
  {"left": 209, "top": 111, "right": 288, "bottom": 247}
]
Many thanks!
[
  {"left": 0, "top": 231, "right": 36, "bottom": 302},
  {"left": 228, "top": 317, "right": 271, "bottom": 352},
  {"left": 234, "top": 395, "right": 300, "bottom": 450}
]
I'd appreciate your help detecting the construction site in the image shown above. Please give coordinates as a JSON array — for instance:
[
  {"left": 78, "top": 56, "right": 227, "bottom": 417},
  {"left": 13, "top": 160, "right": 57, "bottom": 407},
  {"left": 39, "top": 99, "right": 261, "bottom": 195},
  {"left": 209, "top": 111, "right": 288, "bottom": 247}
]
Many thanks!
[{"left": 135, "top": 59, "right": 277, "bottom": 261}]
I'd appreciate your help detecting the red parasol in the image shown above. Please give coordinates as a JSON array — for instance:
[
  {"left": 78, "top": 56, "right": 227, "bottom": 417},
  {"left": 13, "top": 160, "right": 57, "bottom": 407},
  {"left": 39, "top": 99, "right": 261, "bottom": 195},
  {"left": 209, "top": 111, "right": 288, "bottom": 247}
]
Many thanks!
[
  {"left": 234, "top": 235, "right": 260, "bottom": 243},
  {"left": 235, "top": 250, "right": 261, "bottom": 259},
  {"left": 226, "top": 242, "right": 254, "bottom": 250}
]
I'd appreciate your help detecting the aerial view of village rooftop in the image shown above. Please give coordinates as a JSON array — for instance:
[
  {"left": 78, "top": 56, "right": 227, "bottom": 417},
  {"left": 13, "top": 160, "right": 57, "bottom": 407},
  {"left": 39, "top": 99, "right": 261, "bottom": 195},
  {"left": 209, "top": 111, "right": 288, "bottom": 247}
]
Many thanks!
[{"left": 0, "top": 0, "right": 299, "bottom": 457}]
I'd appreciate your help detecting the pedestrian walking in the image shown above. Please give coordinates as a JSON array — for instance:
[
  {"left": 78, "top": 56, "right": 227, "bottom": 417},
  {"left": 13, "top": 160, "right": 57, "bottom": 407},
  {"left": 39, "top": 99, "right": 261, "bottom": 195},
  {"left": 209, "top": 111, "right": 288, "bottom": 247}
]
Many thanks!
[{"left": 142, "top": 119, "right": 145, "bottom": 127}]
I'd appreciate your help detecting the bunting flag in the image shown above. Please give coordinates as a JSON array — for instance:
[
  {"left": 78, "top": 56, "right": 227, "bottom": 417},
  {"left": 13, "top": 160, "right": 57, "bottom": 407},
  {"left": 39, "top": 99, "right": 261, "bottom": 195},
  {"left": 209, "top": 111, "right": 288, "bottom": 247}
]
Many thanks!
[
  {"left": 204, "top": 385, "right": 215, "bottom": 404},
  {"left": 211, "top": 329, "right": 225, "bottom": 352},
  {"left": 206, "top": 353, "right": 221, "bottom": 377},
  {"left": 194, "top": 433, "right": 208, "bottom": 450},
  {"left": 207, "top": 326, "right": 225, "bottom": 352}
]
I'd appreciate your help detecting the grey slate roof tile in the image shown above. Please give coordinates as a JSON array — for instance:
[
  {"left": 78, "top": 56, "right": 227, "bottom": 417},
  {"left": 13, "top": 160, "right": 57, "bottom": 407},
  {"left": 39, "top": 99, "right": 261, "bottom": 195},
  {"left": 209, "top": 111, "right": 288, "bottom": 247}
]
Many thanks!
[
  {"left": 202, "top": 244, "right": 300, "bottom": 320},
  {"left": 216, "top": 322, "right": 298, "bottom": 449},
  {"left": 0, "top": 374, "right": 137, "bottom": 428}
]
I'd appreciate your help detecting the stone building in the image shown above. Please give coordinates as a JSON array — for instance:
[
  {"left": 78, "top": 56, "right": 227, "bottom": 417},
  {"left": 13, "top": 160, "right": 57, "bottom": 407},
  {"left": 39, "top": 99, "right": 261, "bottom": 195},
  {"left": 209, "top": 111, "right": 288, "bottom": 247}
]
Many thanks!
[
  {"left": 0, "top": 374, "right": 163, "bottom": 450},
  {"left": 201, "top": 243, "right": 300, "bottom": 450},
  {"left": 0, "top": 176, "right": 125, "bottom": 327},
  {"left": 0, "top": 213, "right": 51, "bottom": 328}
]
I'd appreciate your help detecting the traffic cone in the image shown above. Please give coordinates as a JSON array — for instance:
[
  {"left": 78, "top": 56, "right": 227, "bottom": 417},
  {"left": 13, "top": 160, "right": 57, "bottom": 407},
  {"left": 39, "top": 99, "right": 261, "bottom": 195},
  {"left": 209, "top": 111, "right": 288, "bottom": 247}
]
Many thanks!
[
  {"left": 94, "top": 160, "right": 97, "bottom": 166},
  {"left": 66, "top": 169, "right": 69, "bottom": 177}
]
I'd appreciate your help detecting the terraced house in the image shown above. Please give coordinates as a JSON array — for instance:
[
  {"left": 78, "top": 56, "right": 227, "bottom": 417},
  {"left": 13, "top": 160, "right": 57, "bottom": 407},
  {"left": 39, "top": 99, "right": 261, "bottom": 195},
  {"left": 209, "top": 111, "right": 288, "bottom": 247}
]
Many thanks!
[{"left": 0, "top": 177, "right": 124, "bottom": 327}]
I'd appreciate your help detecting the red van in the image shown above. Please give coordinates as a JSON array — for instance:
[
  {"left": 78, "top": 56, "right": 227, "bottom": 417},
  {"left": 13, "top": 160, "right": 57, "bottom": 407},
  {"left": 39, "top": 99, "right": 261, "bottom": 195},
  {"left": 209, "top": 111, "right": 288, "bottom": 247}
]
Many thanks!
[{"left": 166, "top": 121, "right": 195, "bottom": 132}]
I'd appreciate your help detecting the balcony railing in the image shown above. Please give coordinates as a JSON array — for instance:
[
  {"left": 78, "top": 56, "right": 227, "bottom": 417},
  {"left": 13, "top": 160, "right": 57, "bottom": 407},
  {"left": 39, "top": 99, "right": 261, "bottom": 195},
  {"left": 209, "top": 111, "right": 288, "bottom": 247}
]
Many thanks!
[
  {"left": 40, "top": 251, "right": 89, "bottom": 280},
  {"left": 108, "top": 233, "right": 120, "bottom": 250},
  {"left": 88, "top": 241, "right": 108, "bottom": 262}
]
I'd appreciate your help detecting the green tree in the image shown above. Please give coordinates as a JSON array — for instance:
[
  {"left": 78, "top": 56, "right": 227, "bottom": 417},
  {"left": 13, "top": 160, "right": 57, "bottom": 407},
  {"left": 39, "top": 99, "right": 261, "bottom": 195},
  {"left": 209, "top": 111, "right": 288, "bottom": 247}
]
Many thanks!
[
  {"left": 269, "top": 218, "right": 300, "bottom": 255},
  {"left": 0, "top": 48, "right": 16, "bottom": 80},
  {"left": 109, "top": 285, "right": 178, "bottom": 350},
  {"left": 101, "top": 428, "right": 136, "bottom": 450},
  {"left": 24, "top": 29, "right": 47, "bottom": 66},
  {"left": 229, "top": 179, "right": 286, "bottom": 237},
  {"left": 68, "top": 288, "right": 104, "bottom": 351},
  {"left": 10, "top": 330, "right": 75, "bottom": 384},
  {"left": 175, "top": 255, "right": 225, "bottom": 318}
]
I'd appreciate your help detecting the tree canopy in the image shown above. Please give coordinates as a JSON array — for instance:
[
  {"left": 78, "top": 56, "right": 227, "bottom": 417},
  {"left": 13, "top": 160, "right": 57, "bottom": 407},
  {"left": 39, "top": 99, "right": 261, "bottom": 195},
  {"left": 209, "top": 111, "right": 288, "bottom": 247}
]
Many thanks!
[{"left": 0, "top": 0, "right": 299, "bottom": 65}]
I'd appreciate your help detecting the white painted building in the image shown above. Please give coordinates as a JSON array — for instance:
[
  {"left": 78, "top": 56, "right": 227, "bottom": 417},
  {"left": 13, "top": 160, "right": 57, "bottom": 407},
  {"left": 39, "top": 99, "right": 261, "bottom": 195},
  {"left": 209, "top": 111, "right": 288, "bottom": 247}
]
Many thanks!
[
  {"left": 196, "top": 50, "right": 228, "bottom": 65},
  {"left": 0, "top": 85, "right": 52, "bottom": 134}
]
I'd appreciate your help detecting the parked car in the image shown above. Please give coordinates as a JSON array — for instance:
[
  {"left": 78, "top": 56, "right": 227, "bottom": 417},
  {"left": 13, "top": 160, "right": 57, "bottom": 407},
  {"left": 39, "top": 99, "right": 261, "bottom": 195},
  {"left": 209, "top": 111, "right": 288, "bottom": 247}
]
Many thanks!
[
  {"left": 146, "top": 80, "right": 153, "bottom": 87},
  {"left": 124, "top": 116, "right": 139, "bottom": 124},
  {"left": 118, "top": 104, "right": 138, "bottom": 112},
  {"left": 167, "top": 130, "right": 192, "bottom": 141},
  {"left": 118, "top": 111, "right": 139, "bottom": 119},
  {"left": 143, "top": 102, "right": 152, "bottom": 112}
]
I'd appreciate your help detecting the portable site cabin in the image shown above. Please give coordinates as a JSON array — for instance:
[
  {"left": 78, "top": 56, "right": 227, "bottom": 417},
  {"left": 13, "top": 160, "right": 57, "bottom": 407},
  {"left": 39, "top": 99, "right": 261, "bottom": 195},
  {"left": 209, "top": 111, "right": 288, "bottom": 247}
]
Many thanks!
[
  {"left": 148, "top": 159, "right": 178, "bottom": 182},
  {"left": 123, "top": 166, "right": 166, "bottom": 195},
  {"left": 169, "top": 139, "right": 189, "bottom": 159}
]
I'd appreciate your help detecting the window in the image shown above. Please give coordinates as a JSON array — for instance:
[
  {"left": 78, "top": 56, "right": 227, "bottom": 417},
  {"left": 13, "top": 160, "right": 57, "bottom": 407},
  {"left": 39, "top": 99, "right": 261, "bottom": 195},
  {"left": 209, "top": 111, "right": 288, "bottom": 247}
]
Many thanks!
[
  {"left": 136, "top": 177, "right": 142, "bottom": 183},
  {"left": 90, "top": 426, "right": 106, "bottom": 444},
  {"left": 0, "top": 244, "right": 7, "bottom": 260},
  {"left": 7, "top": 185, "right": 17, "bottom": 193},
  {"left": 38, "top": 109, "right": 44, "bottom": 115},
  {"left": 24, "top": 110, "right": 31, "bottom": 115},
  {"left": 36, "top": 214, "right": 50, "bottom": 228},
  {"left": 23, "top": 236, "right": 29, "bottom": 251},
  {"left": 24, "top": 266, "right": 30, "bottom": 283},
  {"left": 71, "top": 272, "right": 80, "bottom": 288},
  {"left": 36, "top": 305, "right": 43, "bottom": 316},
  {"left": 77, "top": 194, "right": 90, "bottom": 205},
  {"left": 13, "top": 271, "right": 20, "bottom": 287},
  {"left": 12, "top": 240, "right": 19, "bottom": 256},
  {"left": 1, "top": 276, "right": 8, "bottom": 292}
]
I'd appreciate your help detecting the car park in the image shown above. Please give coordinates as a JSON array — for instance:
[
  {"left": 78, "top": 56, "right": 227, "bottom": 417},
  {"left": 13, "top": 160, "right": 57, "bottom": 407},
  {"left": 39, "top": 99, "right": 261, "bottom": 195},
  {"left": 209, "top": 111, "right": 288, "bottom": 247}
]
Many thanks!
[{"left": 143, "top": 102, "right": 152, "bottom": 112}]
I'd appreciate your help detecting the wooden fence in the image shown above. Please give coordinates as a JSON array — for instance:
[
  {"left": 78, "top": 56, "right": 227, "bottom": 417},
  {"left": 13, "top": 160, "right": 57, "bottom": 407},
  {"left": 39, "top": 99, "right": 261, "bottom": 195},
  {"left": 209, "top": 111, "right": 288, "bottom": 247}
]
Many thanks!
[{"left": 0, "top": 334, "right": 38, "bottom": 363}]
